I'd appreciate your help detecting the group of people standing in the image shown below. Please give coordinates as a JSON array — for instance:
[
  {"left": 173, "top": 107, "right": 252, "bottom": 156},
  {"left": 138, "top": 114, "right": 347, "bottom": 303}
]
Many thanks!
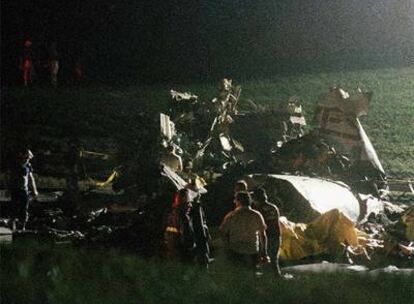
[
  {"left": 220, "top": 181, "right": 281, "bottom": 275},
  {"left": 20, "top": 39, "right": 59, "bottom": 87},
  {"left": 163, "top": 188, "right": 212, "bottom": 268},
  {"left": 163, "top": 179, "right": 282, "bottom": 275},
  {"left": 19, "top": 39, "right": 84, "bottom": 87}
]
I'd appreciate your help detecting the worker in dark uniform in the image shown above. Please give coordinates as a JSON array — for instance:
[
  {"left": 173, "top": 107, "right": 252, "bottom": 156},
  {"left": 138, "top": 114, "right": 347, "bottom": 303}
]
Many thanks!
[
  {"left": 8, "top": 148, "right": 38, "bottom": 230},
  {"left": 163, "top": 188, "right": 195, "bottom": 262},
  {"left": 190, "top": 193, "right": 213, "bottom": 269},
  {"left": 252, "top": 187, "right": 282, "bottom": 276}
]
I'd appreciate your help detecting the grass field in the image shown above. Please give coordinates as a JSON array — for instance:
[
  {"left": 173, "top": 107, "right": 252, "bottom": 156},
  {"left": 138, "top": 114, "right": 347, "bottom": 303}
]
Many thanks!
[
  {"left": 1, "top": 66, "right": 414, "bottom": 303},
  {"left": 1, "top": 241, "right": 413, "bottom": 304}
]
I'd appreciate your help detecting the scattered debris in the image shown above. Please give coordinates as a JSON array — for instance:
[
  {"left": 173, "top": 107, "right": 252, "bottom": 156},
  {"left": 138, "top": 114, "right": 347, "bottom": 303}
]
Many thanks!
[{"left": 1, "top": 80, "right": 412, "bottom": 269}]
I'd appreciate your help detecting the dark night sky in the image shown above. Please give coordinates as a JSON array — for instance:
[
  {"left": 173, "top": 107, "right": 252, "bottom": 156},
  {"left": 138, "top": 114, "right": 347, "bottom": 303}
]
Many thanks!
[{"left": 1, "top": 0, "right": 413, "bottom": 83}]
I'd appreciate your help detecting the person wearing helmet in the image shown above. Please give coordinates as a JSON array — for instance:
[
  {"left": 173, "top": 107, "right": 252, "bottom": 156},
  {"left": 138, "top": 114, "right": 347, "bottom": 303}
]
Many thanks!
[
  {"left": 8, "top": 148, "right": 38, "bottom": 230},
  {"left": 163, "top": 188, "right": 195, "bottom": 262}
]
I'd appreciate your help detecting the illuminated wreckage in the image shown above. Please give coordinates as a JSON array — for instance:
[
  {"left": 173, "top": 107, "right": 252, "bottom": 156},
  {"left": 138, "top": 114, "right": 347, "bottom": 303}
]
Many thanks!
[
  {"left": 157, "top": 81, "right": 412, "bottom": 263},
  {"left": 2, "top": 80, "right": 413, "bottom": 264}
]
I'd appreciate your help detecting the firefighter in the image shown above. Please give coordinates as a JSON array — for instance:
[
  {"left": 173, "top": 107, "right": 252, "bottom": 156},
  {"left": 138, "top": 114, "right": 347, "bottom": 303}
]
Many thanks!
[
  {"left": 163, "top": 189, "right": 195, "bottom": 262},
  {"left": 188, "top": 188, "right": 213, "bottom": 269}
]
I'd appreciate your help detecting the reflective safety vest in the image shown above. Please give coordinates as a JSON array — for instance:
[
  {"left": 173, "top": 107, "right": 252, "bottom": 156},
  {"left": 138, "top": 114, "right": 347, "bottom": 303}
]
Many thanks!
[{"left": 164, "top": 209, "right": 181, "bottom": 235}]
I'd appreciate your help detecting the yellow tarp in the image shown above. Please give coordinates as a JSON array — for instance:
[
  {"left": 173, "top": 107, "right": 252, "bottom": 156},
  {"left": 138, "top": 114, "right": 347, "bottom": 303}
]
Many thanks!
[
  {"left": 279, "top": 217, "right": 309, "bottom": 261},
  {"left": 279, "top": 209, "right": 361, "bottom": 261}
]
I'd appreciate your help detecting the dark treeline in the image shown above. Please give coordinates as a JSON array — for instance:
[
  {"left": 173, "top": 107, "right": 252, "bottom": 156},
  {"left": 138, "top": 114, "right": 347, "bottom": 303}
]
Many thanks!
[{"left": 1, "top": 0, "right": 414, "bottom": 84}]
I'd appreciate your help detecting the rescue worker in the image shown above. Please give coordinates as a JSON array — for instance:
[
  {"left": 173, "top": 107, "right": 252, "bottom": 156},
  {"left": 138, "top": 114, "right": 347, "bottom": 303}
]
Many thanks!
[
  {"left": 252, "top": 187, "right": 282, "bottom": 275},
  {"left": 190, "top": 193, "right": 213, "bottom": 268},
  {"left": 163, "top": 188, "right": 195, "bottom": 262},
  {"left": 220, "top": 191, "right": 269, "bottom": 270},
  {"left": 20, "top": 40, "right": 34, "bottom": 86},
  {"left": 7, "top": 148, "right": 38, "bottom": 230}
]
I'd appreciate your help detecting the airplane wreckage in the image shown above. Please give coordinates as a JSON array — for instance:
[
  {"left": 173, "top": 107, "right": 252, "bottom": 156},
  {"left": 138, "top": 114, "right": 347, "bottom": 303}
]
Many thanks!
[{"left": 1, "top": 79, "right": 413, "bottom": 268}]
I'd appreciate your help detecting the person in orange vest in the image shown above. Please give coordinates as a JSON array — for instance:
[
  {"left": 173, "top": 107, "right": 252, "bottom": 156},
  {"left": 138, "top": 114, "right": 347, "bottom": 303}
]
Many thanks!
[{"left": 20, "top": 40, "right": 34, "bottom": 86}]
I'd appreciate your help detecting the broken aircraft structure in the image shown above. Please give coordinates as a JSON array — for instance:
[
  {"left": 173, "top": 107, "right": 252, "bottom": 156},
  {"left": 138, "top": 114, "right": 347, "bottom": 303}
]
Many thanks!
[{"left": 1, "top": 80, "right": 412, "bottom": 266}]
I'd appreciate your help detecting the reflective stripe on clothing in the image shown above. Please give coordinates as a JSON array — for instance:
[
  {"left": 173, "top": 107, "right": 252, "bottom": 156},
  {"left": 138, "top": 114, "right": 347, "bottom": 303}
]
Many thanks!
[{"left": 165, "top": 226, "right": 180, "bottom": 234}]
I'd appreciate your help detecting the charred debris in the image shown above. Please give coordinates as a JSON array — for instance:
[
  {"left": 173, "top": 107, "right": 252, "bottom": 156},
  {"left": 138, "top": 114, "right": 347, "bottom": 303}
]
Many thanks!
[{"left": 1, "top": 79, "right": 413, "bottom": 267}]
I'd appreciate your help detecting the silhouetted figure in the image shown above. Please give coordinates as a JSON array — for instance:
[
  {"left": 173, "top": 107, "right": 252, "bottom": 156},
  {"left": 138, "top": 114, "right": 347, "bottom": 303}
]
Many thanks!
[
  {"left": 190, "top": 194, "right": 212, "bottom": 268},
  {"left": 233, "top": 179, "right": 248, "bottom": 195},
  {"left": 48, "top": 42, "right": 59, "bottom": 87},
  {"left": 220, "top": 191, "right": 269, "bottom": 270},
  {"left": 163, "top": 189, "right": 195, "bottom": 262},
  {"left": 252, "top": 187, "right": 282, "bottom": 276},
  {"left": 8, "top": 148, "right": 38, "bottom": 230},
  {"left": 20, "top": 40, "right": 34, "bottom": 86}
]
